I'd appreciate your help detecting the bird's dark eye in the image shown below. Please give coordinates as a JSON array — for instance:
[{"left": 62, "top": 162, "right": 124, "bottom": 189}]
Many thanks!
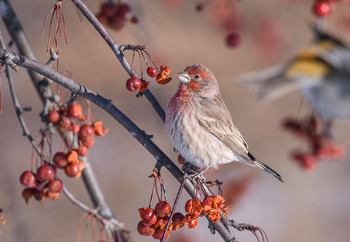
[{"left": 194, "top": 74, "right": 200, "bottom": 79}]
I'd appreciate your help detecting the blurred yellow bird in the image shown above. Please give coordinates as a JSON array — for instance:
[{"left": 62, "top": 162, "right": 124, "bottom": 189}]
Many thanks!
[{"left": 237, "top": 26, "right": 350, "bottom": 134}]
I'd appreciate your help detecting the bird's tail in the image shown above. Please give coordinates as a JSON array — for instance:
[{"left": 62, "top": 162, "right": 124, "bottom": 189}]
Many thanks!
[
  {"left": 245, "top": 152, "right": 283, "bottom": 182},
  {"left": 236, "top": 64, "right": 299, "bottom": 101},
  {"left": 253, "top": 160, "right": 284, "bottom": 183}
]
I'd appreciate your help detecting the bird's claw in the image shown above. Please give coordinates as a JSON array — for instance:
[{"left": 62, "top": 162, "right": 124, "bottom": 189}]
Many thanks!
[{"left": 182, "top": 163, "right": 207, "bottom": 181}]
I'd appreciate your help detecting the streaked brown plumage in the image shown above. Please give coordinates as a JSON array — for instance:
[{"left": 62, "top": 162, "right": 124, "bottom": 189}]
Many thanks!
[{"left": 165, "top": 64, "right": 283, "bottom": 182}]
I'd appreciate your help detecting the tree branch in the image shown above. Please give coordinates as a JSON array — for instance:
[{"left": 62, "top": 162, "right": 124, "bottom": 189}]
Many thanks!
[{"left": 70, "top": 0, "right": 166, "bottom": 122}]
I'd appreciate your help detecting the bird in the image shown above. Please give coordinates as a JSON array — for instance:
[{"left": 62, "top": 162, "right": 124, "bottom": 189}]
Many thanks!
[
  {"left": 165, "top": 64, "right": 283, "bottom": 182},
  {"left": 236, "top": 26, "right": 350, "bottom": 135}
]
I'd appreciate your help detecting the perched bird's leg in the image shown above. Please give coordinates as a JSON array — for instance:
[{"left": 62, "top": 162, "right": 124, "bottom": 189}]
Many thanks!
[
  {"left": 182, "top": 163, "right": 207, "bottom": 181},
  {"left": 181, "top": 162, "right": 199, "bottom": 174}
]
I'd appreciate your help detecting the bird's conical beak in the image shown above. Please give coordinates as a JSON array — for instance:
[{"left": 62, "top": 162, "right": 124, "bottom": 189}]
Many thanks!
[{"left": 176, "top": 72, "right": 190, "bottom": 84}]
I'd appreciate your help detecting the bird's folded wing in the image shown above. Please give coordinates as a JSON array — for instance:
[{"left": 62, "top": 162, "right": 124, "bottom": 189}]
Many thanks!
[
  {"left": 196, "top": 97, "right": 249, "bottom": 158},
  {"left": 317, "top": 45, "right": 350, "bottom": 71}
]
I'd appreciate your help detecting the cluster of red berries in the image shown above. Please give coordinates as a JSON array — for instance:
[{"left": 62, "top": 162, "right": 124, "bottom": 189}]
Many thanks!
[
  {"left": 96, "top": 2, "right": 137, "bottom": 31},
  {"left": 137, "top": 195, "right": 230, "bottom": 239},
  {"left": 53, "top": 150, "right": 86, "bottom": 178},
  {"left": 137, "top": 168, "right": 231, "bottom": 239},
  {"left": 47, "top": 101, "right": 108, "bottom": 157},
  {"left": 126, "top": 65, "right": 172, "bottom": 92},
  {"left": 20, "top": 164, "right": 63, "bottom": 202},
  {"left": 185, "top": 195, "right": 230, "bottom": 224},
  {"left": 283, "top": 117, "right": 345, "bottom": 170},
  {"left": 312, "top": 0, "right": 349, "bottom": 17},
  {"left": 19, "top": 100, "right": 109, "bottom": 203},
  {"left": 138, "top": 201, "right": 174, "bottom": 239}
]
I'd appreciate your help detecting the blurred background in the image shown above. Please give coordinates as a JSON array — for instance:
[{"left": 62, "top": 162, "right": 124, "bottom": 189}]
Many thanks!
[{"left": 1, "top": 0, "right": 350, "bottom": 241}]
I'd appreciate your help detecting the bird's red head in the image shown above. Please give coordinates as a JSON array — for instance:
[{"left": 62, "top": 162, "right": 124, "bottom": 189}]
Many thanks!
[{"left": 176, "top": 64, "right": 219, "bottom": 98}]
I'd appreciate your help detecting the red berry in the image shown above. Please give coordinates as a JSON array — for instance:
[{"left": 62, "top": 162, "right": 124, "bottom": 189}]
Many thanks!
[
  {"left": 96, "top": 13, "right": 109, "bottom": 25},
  {"left": 64, "top": 163, "right": 81, "bottom": 177},
  {"left": 67, "top": 102, "right": 83, "bottom": 119},
  {"left": 81, "top": 136, "right": 95, "bottom": 148},
  {"left": 155, "top": 216, "right": 171, "bottom": 230},
  {"left": 155, "top": 201, "right": 171, "bottom": 218},
  {"left": 139, "top": 207, "right": 157, "bottom": 225},
  {"left": 118, "top": 3, "right": 131, "bottom": 14},
  {"left": 139, "top": 79, "right": 150, "bottom": 92},
  {"left": 78, "top": 124, "right": 94, "bottom": 139},
  {"left": 146, "top": 67, "right": 157, "bottom": 77},
  {"left": 137, "top": 221, "right": 155, "bottom": 236},
  {"left": 226, "top": 32, "right": 240, "bottom": 48},
  {"left": 46, "top": 110, "right": 60, "bottom": 123},
  {"left": 33, "top": 189, "right": 46, "bottom": 201},
  {"left": 59, "top": 116, "right": 72, "bottom": 130},
  {"left": 152, "top": 227, "right": 171, "bottom": 240},
  {"left": 172, "top": 212, "right": 184, "bottom": 231},
  {"left": 46, "top": 191, "right": 60, "bottom": 200},
  {"left": 113, "top": 13, "right": 126, "bottom": 24},
  {"left": 77, "top": 145, "right": 89, "bottom": 156},
  {"left": 53, "top": 152, "right": 69, "bottom": 168},
  {"left": 130, "top": 16, "right": 138, "bottom": 24},
  {"left": 22, "top": 188, "right": 34, "bottom": 201},
  {"left": 313, "top": 1, "right": 331, "bottom": 17},
  {"left": 195, "top": 3, "right": 204, "bottom": 11},
  {"left": 126, "top": 77, "right": 142, "bottom": 91},
  {"left": 20, "top": 171, "right": 37, "bottom": 187},
  {"left": 185, "top": 199, "right": 203, "bottom": 216},
  {"left": 302, "top": 154, "right": 317, "bottom": 170},
  {"left": 36, "top": 164, "right": 55, "bottom": 181},
  {"left": 292, "top": 152, "right": 317, "bottom": 170},
  {"left": 47, "top": 179, "right": 64, "bottom": 193},
  {"left": 177, "top": 155, "right": 184, "bottom": 165},
  {"left": 110, "top": 13, "right": 126, "bottom": 31},
  {"left": 183, "top": 214, "right": 198, "bottom": 229},
  {"left": 101, "top": 3, "right": 118, "bottom": 18}
]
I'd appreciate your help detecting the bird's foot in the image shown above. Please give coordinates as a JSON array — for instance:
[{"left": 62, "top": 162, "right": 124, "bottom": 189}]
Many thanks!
[{"left": 182, "top": 163, "right": 207, "bottom": 181}]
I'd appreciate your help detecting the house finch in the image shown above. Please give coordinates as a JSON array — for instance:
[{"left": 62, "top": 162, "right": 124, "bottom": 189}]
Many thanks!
[
  {"left": 165, "top": 64, "right": 283, "bottom": 182},
  {"left": 236, "top": 25, "right": 350, "bottom": 134}
]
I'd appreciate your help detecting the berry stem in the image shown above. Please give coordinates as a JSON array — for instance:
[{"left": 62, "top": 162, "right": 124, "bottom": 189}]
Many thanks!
[
  {"left": 160, "top": 174, "right": 187, "bottom": 242},
  {"left": 142, "top": 50, "right": 159, "bottom": 72},
  {"left": 154, "top": 177, "right": 161, "bottom": 201},
  {"left": 77, "top": 212, "right": 88, "bottom": 242},
  {"left": 136, "top": 50, "right": 144, "bottom": 79},
  {"left": 91, "top": 215, "right": 96, "bottom": 242}
]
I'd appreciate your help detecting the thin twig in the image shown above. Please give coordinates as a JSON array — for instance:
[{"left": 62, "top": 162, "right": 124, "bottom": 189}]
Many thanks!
[
  {"left": 63, "top": 187, "right": 124, "bottom": 228},
  {"left": 0, "top": 33, "right": 41, "bottom": 156}
]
